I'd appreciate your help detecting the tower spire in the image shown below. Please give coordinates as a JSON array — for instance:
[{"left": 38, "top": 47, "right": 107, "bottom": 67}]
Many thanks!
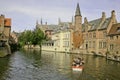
[
  {"left": 72, "top": 16, "right": 74, "bottom": 23},
  {"left": 84, "top": 17, "right": 88, "bottom": 23},
  {"left": 40, "top": 18, "right": 43, "bottom": 25},
  {"left": 58, "top": 17, "right": 61, "bottom": 24},
  {"left": 74, "top": 3, "right": 82, "bottom": 31},
  {"left": 36, "top": 20, "right": 38, "bottom": 25},
  {"left": 75, "top": 3, "right": 81, "bottom": 16}
]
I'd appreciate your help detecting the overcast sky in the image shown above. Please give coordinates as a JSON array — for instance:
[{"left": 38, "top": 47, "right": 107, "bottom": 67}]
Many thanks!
[{"left": 0, "top": 0, "right": 120, "bottom": 32}]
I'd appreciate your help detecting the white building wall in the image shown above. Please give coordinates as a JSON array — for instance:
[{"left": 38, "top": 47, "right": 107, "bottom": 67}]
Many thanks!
[{"left": 42, "top": 30, "right": 72, "bottom": 53}]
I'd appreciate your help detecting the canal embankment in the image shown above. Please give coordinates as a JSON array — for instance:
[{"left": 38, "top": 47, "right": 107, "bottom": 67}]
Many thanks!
[
  {"left": 0, "top": 44, "right": 11, "bottom": 58},
  {"left": 23, "top": 44, "right": 120, "bottom": 62},
  {"left": 0, "top": 47, "right": 9, "bottom": 57}
]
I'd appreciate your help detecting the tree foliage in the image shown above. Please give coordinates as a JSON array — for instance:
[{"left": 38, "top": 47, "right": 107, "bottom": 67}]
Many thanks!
[
  {"left": 18, "top": 29, "right": 46, "bottom": 48},
  {"left": 32, "top": 29, "right": 46, "bottom": 45}
]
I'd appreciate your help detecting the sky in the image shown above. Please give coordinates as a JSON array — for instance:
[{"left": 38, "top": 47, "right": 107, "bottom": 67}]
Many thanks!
[{"left": 0, "top": 0, "right": 120, "bottom": 32}]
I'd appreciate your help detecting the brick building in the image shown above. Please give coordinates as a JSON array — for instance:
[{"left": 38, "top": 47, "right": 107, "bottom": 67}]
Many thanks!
[
  {"left": 107, "top": 23, "right": 120, "bottom": 59},
  {"left": 0, "top": 14, "right": 11, "bottom": 41},
  {"left": 39, "top": 3, "right": 119, "bottom": 56},
  {"left": 73, "top": 3, "right": 118, "bottom": 56}
]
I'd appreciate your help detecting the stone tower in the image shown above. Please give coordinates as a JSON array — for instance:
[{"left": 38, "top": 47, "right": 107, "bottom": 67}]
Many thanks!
[
  {"left": 74, "top": 3, "right": 82, "bottom": 32},
  {"left": 73, "top": 3, "right": 83, "bottom": 49}
]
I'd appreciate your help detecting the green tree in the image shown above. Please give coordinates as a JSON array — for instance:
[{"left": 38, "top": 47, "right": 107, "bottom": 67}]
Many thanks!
[
  {"left": 32, "top": 29, "right": 46, "bottom": 50},
  {"left": 18, "top": 30, "right": 33, "bottom": 47},
  {"left": 18, "top": 29, "right": 46, "bottom": 49},
  {"left": 18, "top": 31, "right": 26, "bottom": 47}
]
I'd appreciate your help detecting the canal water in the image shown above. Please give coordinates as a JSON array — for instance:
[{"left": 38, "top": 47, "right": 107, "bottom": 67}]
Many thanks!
[{"left": 0, "top": 49, "right": 120, "bottom": 80}]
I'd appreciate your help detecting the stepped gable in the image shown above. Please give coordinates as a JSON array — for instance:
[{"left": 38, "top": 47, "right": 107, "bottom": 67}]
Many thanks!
[{"left": 108, "top": 23, "right": 120, "bottom": 35}]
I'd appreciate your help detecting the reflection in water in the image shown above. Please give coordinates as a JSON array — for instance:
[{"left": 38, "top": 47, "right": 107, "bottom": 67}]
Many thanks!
[
  {"left": 0, "top": 50, "right": 120, "bottom": 80},
  {"left": 0, "top": 56, "right": 10, "bottom": 80}
]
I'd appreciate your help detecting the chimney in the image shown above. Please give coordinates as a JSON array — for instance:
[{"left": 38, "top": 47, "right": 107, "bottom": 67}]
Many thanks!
[
  {"left": 0, "top": 14, "right": 5, "bottom": 18},
  {"left": 72, "top": 16, "right": 74, "bottom": 23},
  {"left": 102, "top": 12, "right": 106, "bottom": 20},
  {"left": 36, "top": 20, "right": 38, "bottom": 25},
  {"left": 111, "top": 10, "right": 115, "bottom": 18},
  {"left": 58, "top": 18, "right": 61, "bottom": 24},
  {"left": 40, "top": 18, "right": 43, "bottom": 25},
  {"left": 45, "top": 22, "right": 47, "bottom": 25},
  {"left": 84, "top": 17, "right": 88, "bottom": 23}
]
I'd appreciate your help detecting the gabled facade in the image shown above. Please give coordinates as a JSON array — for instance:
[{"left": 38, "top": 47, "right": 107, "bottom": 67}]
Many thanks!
[
  {"left": 40, "top": 3, "right": 119, "bottom": 55},
  {"left": 81, "top": 10, "right": 117, "bottom": 56},
  {"left": 0, "top": 14, "right": 11, "bottom": 41},
  {"left": 107, "top": 23, "right": 120, "bottom": 59},
  {"left": 0, "top": 14, "right": 11, "bottom": 55}
]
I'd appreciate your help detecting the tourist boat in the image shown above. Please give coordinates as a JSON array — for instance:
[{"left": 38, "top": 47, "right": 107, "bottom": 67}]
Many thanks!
[{"left": 72, "top": 65, "right": 83, "bottom": 71}]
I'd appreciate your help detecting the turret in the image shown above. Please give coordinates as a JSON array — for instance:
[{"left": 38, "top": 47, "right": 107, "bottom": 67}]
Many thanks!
[
  {"left": 35, "top": 20, "right": 39, "bottom": 29},
  {"left": 58, "top": 18, "right": 61, "bottom": 25},
  {"left": 84, "top": 17, "right": 88, "bottom": 24},
  {"left": 107, "top": 10, "right": 117, "bottom": 33},
  {"left": 111, "top": 10, "right": 117, "bottom": 23},
  {"left": 102, "top": 12, "right": 106, "bottom": 21},
  {"left": 45, "top": 22, "right": 47, "bottom": 25},
  {"left": 36, "top": 20, "right": 39, "bottom": 25},
  {"left": 111, "top": 10, "right": 116, "bottom": 19},
  {"left": 71, "top": 16, "right": 74, "bottom": 25},
  {"left": 40, "top": 18, "right": 43, "bottom": 25}
]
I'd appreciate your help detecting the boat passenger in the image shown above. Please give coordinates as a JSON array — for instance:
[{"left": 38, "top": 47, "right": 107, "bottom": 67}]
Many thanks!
[
  {"left": 72, "top": 60, "right": 76, "bottom": 66},
  {"left": 72, "top": 57, "right": 83, "bottom": 66}
]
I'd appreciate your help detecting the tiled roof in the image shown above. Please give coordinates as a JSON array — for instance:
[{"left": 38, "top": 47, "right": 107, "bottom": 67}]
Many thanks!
[
  {"left": 99, "top": 17, "right": 111, "bottom": 30},
  {"left": 47, "top": 25, "right": 59, "bottom": 30},
  {"left": 89, "top": 18, "right": 101, "bottom": 30},
  {"left": 59, "top": 22, "right": 70, "bottom": 27},
  {"left": 4, "top": 18, "right": 11, "bottom": 27},
  {"left": 82, "top": 17, "right": 111, "bottom": 31},
  {"left": 108, "top": 23, "right": 120, "bottom": 35},
  {"left": 36, "top": 20, "right": 71, "bottom": 34}
]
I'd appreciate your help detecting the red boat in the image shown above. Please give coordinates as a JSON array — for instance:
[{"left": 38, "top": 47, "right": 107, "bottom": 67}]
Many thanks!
[{"left": 72, "top": 65, "right": 83, "bottom": 71}]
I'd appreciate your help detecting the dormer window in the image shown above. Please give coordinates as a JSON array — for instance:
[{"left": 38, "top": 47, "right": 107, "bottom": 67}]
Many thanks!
[{"left": 117, "top": 27, "right": 120, "bottom": 32}]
